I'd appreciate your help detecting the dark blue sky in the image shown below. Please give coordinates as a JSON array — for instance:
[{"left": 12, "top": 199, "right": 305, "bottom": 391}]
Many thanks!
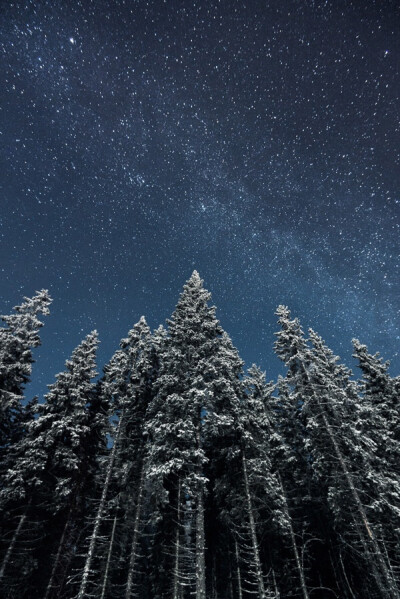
[{"left": 1, "top": 0, "right": 399, "bottom": 397}]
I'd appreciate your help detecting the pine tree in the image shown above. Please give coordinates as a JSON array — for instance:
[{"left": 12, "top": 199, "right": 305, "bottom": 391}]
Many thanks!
[
  {"left": 273, "top": 308, "right": 320, "bottom": 597},
  {"left": 0, "top": 331, "right": 101, "bottom": 598},
  {"left": 76, "top": 317, "right": 159, "bottom": 599},
  {"left": 145, "top": 272, "right": 213, "bottom": 599},
  {"left": 246, "top": 366, "right": 311, "bottom": 599},
  {"left": 0, "top": 290, "right": 52, "bottom": 455},
  {"left": 231, "top": 366, "right": 281, "bottom": 599},
  {"left": 145, "top": 272, "right": 248, "bottom": 599},
  {"left": 352, "top": 340, "right": 400, "bottom": 587},
  {"left": 306, "top": 329, "right": 370, "bottom": 597},
  {"left": 117, "top": 317, "right": 155, "bottom": 599},
  {"left": 203, "top": 331, "right": 246, "bottom": 599},
  {"left": 275, "top": 306, "right": 398, "bottom": 598}
]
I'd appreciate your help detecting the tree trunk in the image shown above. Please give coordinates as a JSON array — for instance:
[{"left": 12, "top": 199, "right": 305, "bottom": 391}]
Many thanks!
[
  {"left": 348, "top": 511, "right": 390, "bottom": 599},
  {"left": 0, "top": 508, "right": 28, "bottom": 580},
  {"left": 44, "top": 503, "right": 75, "bottom": 599},
  {"left": 276, "top": 471, "right": 309, "bottom": 599},
  {"left": 242, "top": 452, "right": 267, "bottom": 599},
  {"left": 195, "top": 428, "right": 206, "bottom": 599},
  {"left": 211, "top": 552, "right": 217, "bottom": 598},
  {"left": 339, "top": 550, "right": 356, "bottom": 599},
  {"left": 172, "top": 479, "right": 181, "bottom": 599},
  {"left": 125, "top": 462, "right": 146, "bottom": 599},
  {"left": 196, "top": 483, "right": 206, "bottom": 599},
  {"left": 320, "top": 409, "right": 397, "bottom": 598},
  {"left": 303, "top": 365, "right": 398, "bottom": 599},
  {"left": 228, "top": 551, "right": 234, "bottom": 599},
  {"left": 100, "top": 513, "right": 118, "bottom": 599},
  {"left": 271, "top": 567, "right": 280, "bottom": 598},
  {"left": 77, "top": 413, "right": 124, "bottom": 599},
  {"left": 235, "top": 539, "right": 243, "bottom": 599}
]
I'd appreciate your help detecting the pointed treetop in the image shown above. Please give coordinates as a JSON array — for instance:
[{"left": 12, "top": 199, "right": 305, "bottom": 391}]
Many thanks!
[
  {"left": 168, "top": 271, "right": 214, "bottom": 330},
  {"left": 352, "top": 338, "right": 390, "bottom": 372},
  {"left": 79, "top": 329, "right": 99, "bottom": 346},
  {"left": 190, "top": 269, "right": 202, "bottom": 284},
  {"left": 120, "top": 316, "right": 151, "bottom": 350},
  {"left": 275, "top": 305, "right": 291, "bottom": 320},
  {"left": 153, "top": 323, "right": 166, "bottom": 336},
  {"left": 1, "top": 289, "right": 52, "bottom": 337},
  {"left": 274, "top": 305, "right": 307, "bottom": 369},
  {"left": 352, "top": 338, "right": 392, "bottom": 397},
  {"left": 182, "top": 270, "right": 204, "bottom": 293},
  {"left": 63, "top": 330, "right": 99, "bottom": 375},
  {"left": 0, "top": 290, "right": 53, "bottom": 402},
  {"left": 14, "top": 289, "right": 52, "bottom": 315}
]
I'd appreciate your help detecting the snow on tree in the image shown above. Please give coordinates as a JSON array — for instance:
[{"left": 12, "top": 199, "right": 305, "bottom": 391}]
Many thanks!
[
  {"left": 0, "top": 281, "right": 399, "bottom": 599},
  {"left": 0, "top": 331, "right": 102, "bottom": 598},
  {"left": 275, "top": 306, "right": 398, "bottom": 598},
  {"left": 145, "top": 271, "right": 218, "bottom": 599},
  {"left": 245, "top": 365, "right": 311, "bottom": 599},
  {"left": 352, "top": 339, "right": 400, "bottom": 587},
  {"left": 0, "top": 290, "right": 52, "bottom": 454},
  {"left": 145, "top": 271, "right": 252, "bottom": 599}
]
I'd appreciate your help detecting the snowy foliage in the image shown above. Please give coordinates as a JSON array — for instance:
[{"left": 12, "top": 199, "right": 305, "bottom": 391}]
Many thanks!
[
  {"left": 0, "top": 290, "right": 51, "bottom": 453},
  {"left": 0, "top": 279, "right": 399, "bottom": 599}
]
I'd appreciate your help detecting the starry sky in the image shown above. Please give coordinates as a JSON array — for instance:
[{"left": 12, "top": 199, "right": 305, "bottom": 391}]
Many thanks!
[{"left": 1, "top": 0, "right": 399, "bottom": 397}]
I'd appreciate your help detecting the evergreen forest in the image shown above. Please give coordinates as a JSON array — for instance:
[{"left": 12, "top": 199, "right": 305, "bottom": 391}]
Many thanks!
[{"left": 0, "top": 271, "right": 399, "bottom": 599}]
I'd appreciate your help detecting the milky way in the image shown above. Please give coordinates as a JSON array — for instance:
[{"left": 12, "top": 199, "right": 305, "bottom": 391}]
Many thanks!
[{"left": 1, "top": 0, "right": 399, "bottom": 395}]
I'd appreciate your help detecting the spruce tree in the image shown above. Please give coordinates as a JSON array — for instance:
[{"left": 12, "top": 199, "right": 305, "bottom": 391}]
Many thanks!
[
  {"left": 352, "top": 340, "right": 400, "bottom": 587},
  {"left": 246, "top": 366, "right": 311, "bottom": 599},
  {"left": 76, "top": 317, "right": 158, "bottom": 599},
  {"left": 275, "top": 306, "right": 398, "bottom": 598},
  {"left": 0, "top": 331, "right": 101, "bottom": 598},
  {"left": 273, "top": 308, "right": 318, "bottom": 596},
  {"left": 0, "top": 290, "right": 52, "bottom": 455},
  {"left": 117, "top": 317, "right": 155, "bottom": 599},
  {"left": 145, "top": 272, "right": 214, "bottom": 599},
  {"left": 145, "top": 272, "right": 247, "bottom": 599},
  {"left": 237, "top": 365, "right": 282, "bottom": 598}
]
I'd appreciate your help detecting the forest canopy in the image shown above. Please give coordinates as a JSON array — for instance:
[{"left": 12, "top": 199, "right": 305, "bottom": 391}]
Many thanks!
[{"left": 0, "top": 272, "right": 399, "bottom": 599}]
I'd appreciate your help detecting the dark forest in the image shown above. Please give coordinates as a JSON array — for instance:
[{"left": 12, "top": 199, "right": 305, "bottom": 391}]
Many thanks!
[{"left": 0, "top": 272, "right": 399, "bottom": 599}]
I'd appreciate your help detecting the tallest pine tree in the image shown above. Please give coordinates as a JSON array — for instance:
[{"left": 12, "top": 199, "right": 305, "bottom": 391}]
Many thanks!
[
  {"left": 145, "top": 271, "right": 215, "bottom": 599},
  {"left": 145, "top": 271, "right": 246, "bottom": 599}
]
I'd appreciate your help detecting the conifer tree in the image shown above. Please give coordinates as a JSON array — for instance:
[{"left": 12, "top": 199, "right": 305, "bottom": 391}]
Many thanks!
[
  {"left": 204, "top": 331, "right": 247, "bottom": 599},
  {"left": 145, "top": 272, "right": 248, "bottom": 599},
  {"left": 76, "top": 317, "right": 159, "bottom": 599},
  {"left": 145, "top": 272, "right": 214, "bottom": 599},
  {"left": 352, "top": 340, "right": 400, "bottom": 585},
  {"left": 41, "top": 331, "right": 103, "bottom": 599},
  {"left": 275, "top": 306, "right": 398, "bottom": 598},
  {"left": 80, "top": 339, "right": 133, "bottom": 599},
  {"left": 273, "top": 309, "right": 318, "bottom": 596},
  {"left": 246, "top": 366, "right": 311, "bottom": 599},
  {"left": 237, "top": 366, "right": 282, "bottom": 599},
  {"left": 306, "top": 329, "right": 370, "bottom": 597},
  {"left": 0, "top": 331, "right": 101, "bottom": 598},
  {"left": 117, "top": 317, "right": 155, "bottom": 599},
  {"left": 0, "top": 290, "right": 52, "bottom": 455}
]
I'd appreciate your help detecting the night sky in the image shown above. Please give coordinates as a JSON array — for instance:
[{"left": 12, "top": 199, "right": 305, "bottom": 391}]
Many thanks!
[{"left": 1, "top": 0, "right": 399, "bottom": 398}]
